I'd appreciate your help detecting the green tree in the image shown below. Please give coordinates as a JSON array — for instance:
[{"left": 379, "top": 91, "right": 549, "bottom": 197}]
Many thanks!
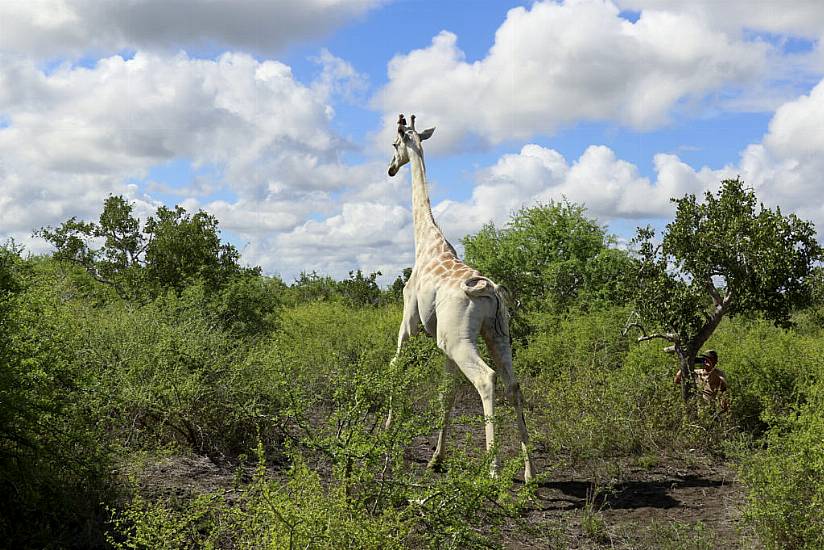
[
  {"left": 463, "top": 201, "right": 635, "bottom": 338},
  {"left": 630, "top": 178, "right": 821, "bottom": 403},
  {"left": 387, "top": 267, "right": 412, "bottom": 303},
  {"left": 0, "top": 245, "right": 116, "bottom": 547},
  {"left": 0, "top": 243, "right": 24, "bottom": 465},
  {"left": 37, "top": 195, "right": 253, "bottom": 299},
  {"left": 36, "top": 195, "right": 145, "bottom": 298},
  {"left": 287, "top": 271, "right": 341, "bottom": 305},
  {"left": 143, "top": 204, "right": 250, "bottom": 294},
  {"left": 337, "top": 269, "right": 383, "bottom": 307}
]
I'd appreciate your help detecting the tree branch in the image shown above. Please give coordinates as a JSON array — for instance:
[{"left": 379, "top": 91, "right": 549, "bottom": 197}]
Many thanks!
[
  {"left": 621, "top": 311, "right": 644, "bottom": 337},
  {"left": 706, "top": 278, "right": 722, "bottom": 307},
  {"left": 622, "top": 315, "right": 680, "bottom": 345},
  {"left": 722, "top": 286, "right": 734, "bottom": 307},
  {"left": 692, "top": 288, "right": 734, "bottom": 353},
  {"left": 62, "top": 256, "right": 129, "bottom": 300},
  {"left": 637, "top": 332, "right": 680, "bottom": 343}
]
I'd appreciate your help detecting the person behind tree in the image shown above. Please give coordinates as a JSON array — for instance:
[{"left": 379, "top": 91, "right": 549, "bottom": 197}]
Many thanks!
[{"left": 674, "top": 350, "right": 729, "bottom": 412}]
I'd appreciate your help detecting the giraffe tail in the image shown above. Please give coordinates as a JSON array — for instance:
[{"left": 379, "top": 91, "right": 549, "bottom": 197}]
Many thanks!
[
  {"left": 460, "top": 276, "right": 494, "bottom": 296},
  {"left": 491, "top": 283, "right": 511, "bottom": 339},
  {"left": 461, "top": 277, "right": 511, "bottom": 338}
]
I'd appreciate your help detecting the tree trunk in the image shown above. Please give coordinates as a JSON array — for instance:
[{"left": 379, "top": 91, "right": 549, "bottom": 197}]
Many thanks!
[
  {"left": 677, "top": 352, "right": 691, "bottom": 401},
  {"left": 676, "top": 349, "right": 697, "bottom": 417},
  {"left": 679, "top": 294, "right": 728, "bottom": 410}
]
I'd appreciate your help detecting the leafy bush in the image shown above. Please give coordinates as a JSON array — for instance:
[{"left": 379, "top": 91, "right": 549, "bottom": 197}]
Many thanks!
[
  {"left": 517, "top": 308, "right": 686, "bottom": 458},
  {"left": 110, "top": 443, "right": 533, "bottom": 549},
  {"left": 0, "top": 248, "right": 117, "bottom": 548},
  {"left": 78, "top": 284, "right": 281, "bottom": 458},
  {"left": 247, "top": 302, "right": 438, "bottom": 476},
  {"left": 284, "top": 270, "right": 342, "bottom": 305},
  {"left": 517, "top": 306, "right": 631, "bottom": 376},
  {"left": 708, "top": 318, "right": 824, "bottom": 437},
  {"left": 463, "top": 201, "right": 635, "bottom": 340},
  {"left": 517, "top": 307, "right": 756, "bottom": 459},
  {"left": 110, "top": 445, "right": 411, "bottom": 550},
  {"left": 211, "top": 274, "right": 283, "bottom": 336},
  {"left": 109, "top": 302, "right": 535, "bottom": 549},
  {"left": 37, "top": 195, "right": 255, "bottom": 301},
  {"left": 641, "top": 520, "right": 716, "bottom": 549},
  {"left": 739, "top": 404, "right": 824, "bottom": 549}
]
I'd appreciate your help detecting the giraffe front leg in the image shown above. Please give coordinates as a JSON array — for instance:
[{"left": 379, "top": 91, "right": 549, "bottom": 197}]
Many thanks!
[
  {"left": 384, "top": 340, "right": 406, "bottom": 431},
  {"left": 385, "top": 294, "right": 420, "bottom": 431},
  {"left": 428, "top": 358, "right": 460, "bottom": 471}
]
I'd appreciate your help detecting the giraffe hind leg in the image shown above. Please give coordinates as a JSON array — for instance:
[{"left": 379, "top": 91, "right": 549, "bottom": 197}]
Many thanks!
[
  {"left": 445, "top": 340, "right": 500, "bottom": 477},
  {"left": 483, "top": 328, "right": 536, "bottom": 482}
]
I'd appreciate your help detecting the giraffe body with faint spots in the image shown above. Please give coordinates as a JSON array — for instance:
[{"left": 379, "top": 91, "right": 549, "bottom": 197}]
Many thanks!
[{"left": 386, "top": 114, "right": 534, "bottom": 481}]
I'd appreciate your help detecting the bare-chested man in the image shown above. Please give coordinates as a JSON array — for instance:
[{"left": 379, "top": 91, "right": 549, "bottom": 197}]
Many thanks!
[{"left": 674, "top": 350, "right": 729, "bottom": 412}]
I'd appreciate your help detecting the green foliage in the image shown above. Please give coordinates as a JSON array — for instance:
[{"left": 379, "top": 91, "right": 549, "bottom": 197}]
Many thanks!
[
  {"left": 284, "top": 270, "right": 344, "bottom": 305},
  {"left": 108, "top": 304, "right": 533, "bottom": 549},
  {"left": 721, "top": 318, "right": 824, "bottom": 549},
  {"left": 406, "top": 453, "right": 534, "bottom": 548},
  {"left": 285, "top": 269, "right": 389, "bottom": 307},
  {"left": 0, "top": 246, "right": 117, "bottom": 548},
  {"left": 36, "top": 195, "right": 146, "bottom": 299},
  {"left": 387, "top": 267, "right": 413, "bottom": 303},
  {"left": 79, "top": 284, "right": 283, "bottom": 457},
  {"left": 517, "top": 306, "right": 632, "bottom": 376},
  {"left": 632, "top": 178, "right": 821, "bottom": 404},
  {"left": 707, "top": 319, "right": 823, "bottom": 436},
  {"left": 110, "top": 445, "right": 532, "bottom": 549},
  {"left": 666, "top": 179, "right": 818, "bottom": 325},
  {"left": 249, "top": 302, "right": 438, "bottom": 474},
  {"left": 211, "top": 274, "right": 283, "bottom": 336},
  {"left": 798, "top": 265, "right": 824, "bottom": 328},
  {"left": 463, "top": 201, "right": 635, "bottom": 339},
  {"left": 37, "top": 195, "right": 254, "bottom": 300},
  {"left": 641, "top": 520, "right": 716, "bottom": 550},
  {"left": 739, "top": 404, "right": 824, "bottom": 549},
  {"left": 634, "top": 178, "right": 821, "bottom": 355},
  {"left": 337, "top": 269, "right": 383, "bottom": 307},
  {"left": 143, "top": 204, "right": 251, "bottom": 294},
  {"left": 520, "top": 307, "right": 689, "bottom": 458},
  {"left": 109, "top": 441, "right": 411, "bottom": 550}
]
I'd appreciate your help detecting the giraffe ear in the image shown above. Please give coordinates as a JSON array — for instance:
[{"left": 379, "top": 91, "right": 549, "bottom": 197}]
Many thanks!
[{"left": 419, "top": 127, "right": 435, "bottom": 141}]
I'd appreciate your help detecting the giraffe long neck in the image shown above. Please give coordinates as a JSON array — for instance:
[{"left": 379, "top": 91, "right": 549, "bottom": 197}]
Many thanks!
[{"left": 408, "top": 145, "right": 453, "bottom": 260}]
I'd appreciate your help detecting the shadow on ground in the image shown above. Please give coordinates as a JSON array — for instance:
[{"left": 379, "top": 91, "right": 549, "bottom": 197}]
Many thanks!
[{"left": 536, "top": 474, "right": 726, "bottom": 511}]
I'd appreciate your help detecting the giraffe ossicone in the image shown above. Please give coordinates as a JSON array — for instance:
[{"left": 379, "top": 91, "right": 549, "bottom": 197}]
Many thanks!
[{"left": 387, "top": 114, "right": 535, "bottom": 482}]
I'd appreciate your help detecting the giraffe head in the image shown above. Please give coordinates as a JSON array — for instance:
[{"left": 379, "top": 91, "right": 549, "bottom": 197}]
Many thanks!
[{"left": 388, "top": 113, "right": 435, "bottom": 176}]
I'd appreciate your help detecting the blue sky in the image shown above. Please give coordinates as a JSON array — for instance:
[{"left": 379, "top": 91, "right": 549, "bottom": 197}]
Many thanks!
[{"left": 1, "top": 1, "right": 823, "bottom": 282}]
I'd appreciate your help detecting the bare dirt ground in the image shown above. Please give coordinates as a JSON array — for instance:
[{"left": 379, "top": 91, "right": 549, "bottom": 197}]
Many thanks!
[
  {"left": 137, "top": 392, "right": 759, "bottom": 549},
  {"left": 502, "top": 458, "right": 754, "bottom": 548},
  {"left": 406, "top": 391, "right": 759, "bottom": 549}
]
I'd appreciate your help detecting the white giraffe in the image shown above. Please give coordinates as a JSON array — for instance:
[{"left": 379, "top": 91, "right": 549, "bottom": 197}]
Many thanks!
[{"left": 387, "top": 114, "right": 535, "bottom": 481}]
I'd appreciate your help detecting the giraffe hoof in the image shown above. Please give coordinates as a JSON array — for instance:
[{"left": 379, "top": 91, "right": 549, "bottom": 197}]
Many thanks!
[{"left": 427, "top": 457, "right": 446, "bottom": 473}]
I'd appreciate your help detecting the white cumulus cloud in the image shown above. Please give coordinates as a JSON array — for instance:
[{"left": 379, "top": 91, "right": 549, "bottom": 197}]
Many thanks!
[
  {"left": 373, "top": 0, "right": 768, "bottom": 153},
  {"left": 0, "top": 0, "right": 382, "bottom": 58},
  {"left": 616, "top": 0, "right": 824, "bottom": 39},
  {"left": 431, "top": 77, "right": 824, "bottom": 243},
  {"left": 0, "top": 50, "right": 364, "bottom": 256}
]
